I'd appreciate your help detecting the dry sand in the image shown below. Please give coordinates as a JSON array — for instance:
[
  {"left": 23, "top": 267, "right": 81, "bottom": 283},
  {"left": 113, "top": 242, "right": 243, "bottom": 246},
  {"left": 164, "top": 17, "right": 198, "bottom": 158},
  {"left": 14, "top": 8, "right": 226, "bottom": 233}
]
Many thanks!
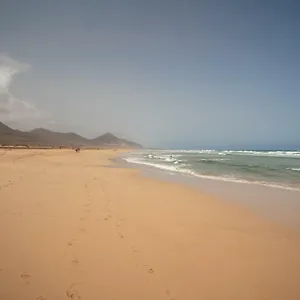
[{"left": 0, "top": 149, "right": 300, "bottom": 300}]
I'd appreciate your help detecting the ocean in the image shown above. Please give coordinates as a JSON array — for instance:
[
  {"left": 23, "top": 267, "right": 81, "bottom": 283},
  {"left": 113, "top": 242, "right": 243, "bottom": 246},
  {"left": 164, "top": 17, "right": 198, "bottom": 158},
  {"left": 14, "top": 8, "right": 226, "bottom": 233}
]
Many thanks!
[{"left": 124, "top": 150, "right": 300, "bottom": 192}]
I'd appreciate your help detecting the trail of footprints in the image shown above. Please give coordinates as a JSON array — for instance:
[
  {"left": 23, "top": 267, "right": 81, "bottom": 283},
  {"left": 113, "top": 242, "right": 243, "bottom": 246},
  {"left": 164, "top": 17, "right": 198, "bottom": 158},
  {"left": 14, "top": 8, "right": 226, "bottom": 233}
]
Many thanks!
[
  {"left": 7, "top": 177, "right": 176, "bottom": 300},
  {"left": 63, "top": 181, "right": 94, "bottom": 299},
  {"left": 64, "top": 178, "right": 176, "bottom": 300}
]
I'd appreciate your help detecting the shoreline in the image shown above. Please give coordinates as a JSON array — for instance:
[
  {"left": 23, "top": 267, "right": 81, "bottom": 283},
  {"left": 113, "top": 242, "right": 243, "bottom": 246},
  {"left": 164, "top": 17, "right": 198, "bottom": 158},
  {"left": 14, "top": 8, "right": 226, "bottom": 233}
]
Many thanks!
[
  {"left": 119, "top": 154, "right": 300, "bottom": 229},
  {"left": 1, "top": 149, "right": 300, "bottom": 299}
]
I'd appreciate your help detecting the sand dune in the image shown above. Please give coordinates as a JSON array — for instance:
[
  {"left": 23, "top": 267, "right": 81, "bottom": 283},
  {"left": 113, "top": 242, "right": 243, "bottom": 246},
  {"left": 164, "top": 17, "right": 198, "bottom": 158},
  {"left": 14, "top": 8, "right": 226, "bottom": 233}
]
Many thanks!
[{"left": 0, "top": 149, "right": 300, "bottom": 300}]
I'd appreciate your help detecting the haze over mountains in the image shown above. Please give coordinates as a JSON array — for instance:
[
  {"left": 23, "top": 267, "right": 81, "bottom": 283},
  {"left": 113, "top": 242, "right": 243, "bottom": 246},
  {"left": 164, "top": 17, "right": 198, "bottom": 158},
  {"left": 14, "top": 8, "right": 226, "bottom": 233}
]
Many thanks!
[{"left": 0, "top": 122, "right": 142, "bottom": 148}]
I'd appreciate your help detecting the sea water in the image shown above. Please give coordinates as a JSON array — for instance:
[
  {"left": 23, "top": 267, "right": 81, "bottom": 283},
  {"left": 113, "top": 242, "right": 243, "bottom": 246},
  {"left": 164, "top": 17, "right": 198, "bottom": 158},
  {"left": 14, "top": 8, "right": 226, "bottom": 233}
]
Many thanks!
[{"left": 124, "top": 150, "right": 300, "bottom": 192}]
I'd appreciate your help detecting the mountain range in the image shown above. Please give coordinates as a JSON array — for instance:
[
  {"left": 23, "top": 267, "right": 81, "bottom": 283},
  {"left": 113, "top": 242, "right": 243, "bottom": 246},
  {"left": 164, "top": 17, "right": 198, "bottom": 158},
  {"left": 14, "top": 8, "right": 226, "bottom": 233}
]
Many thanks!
[{"left": 0, "top": 122, "right": 142, "bottom": 148}]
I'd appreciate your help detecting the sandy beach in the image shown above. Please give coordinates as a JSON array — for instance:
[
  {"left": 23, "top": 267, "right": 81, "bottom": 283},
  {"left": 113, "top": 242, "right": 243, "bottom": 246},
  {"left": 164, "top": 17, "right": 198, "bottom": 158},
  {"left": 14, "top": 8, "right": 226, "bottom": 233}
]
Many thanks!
[{"left": 0, "top": 149, "right": 300, "bottom": 300}]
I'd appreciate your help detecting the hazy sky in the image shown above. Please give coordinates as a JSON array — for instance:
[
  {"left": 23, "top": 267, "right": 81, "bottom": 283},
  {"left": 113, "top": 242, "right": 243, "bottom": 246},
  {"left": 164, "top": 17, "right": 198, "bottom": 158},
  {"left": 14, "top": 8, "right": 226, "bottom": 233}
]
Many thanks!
[{"left": 0, "top": 0, "right": 299, "bottom": 149}]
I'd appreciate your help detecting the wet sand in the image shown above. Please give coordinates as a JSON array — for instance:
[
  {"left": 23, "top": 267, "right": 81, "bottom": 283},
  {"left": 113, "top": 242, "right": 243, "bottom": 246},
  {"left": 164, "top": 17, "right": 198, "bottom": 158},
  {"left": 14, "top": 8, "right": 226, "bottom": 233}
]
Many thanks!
[
  {"left": 0, "top": 149, "right": 300, "bottom": 300},
  {"left": 125, "top": 163, "right": 300, "bottom": 229}
]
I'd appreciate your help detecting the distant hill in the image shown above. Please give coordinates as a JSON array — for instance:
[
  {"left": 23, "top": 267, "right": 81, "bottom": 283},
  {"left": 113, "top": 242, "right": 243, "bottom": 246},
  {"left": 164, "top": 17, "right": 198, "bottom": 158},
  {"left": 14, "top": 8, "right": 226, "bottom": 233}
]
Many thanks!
[
  {"left": 0, "top": 122, "right": 142, "bottom": 148},
  {"left": 0, "top": 122, "right": 15, "bottom": 134},
  {"left": 90, "top": 132, "right": 142, "bottom": 148},
  {"left": 30, "top": 128, "right": 89, "bottom": 146},
  {"left": 0, "top": 122, "right": 43, "bottom": 146}
]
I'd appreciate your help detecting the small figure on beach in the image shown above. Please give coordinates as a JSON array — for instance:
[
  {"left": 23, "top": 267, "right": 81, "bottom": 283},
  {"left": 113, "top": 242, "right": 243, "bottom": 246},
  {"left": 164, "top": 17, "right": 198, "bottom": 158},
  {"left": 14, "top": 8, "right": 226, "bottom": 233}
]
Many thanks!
[{"left": 75, "top": 148, "right": 80, "bottom": 153}]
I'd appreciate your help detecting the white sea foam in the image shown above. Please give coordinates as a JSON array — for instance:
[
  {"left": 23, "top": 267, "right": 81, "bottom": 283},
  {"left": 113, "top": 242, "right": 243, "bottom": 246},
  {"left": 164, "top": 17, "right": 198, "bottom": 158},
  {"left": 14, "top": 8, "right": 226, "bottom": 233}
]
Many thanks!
[
  {"left": 200, "top": 158, "right": 229, "bottom": 162},
  {"left": 125, "top": 157, "right": 181, "bottom": 172},
  {"left": 287, "top": 168, "right": 300, "bottom": 172},
  {"left": 148, "top": 149, "right": 300, "bottom": 158},
  {"left": 221, "top": 150, "right": 300, "bottom": 158},
  {"left": 164, "top": 157, "right": 177, "bottom": 162},
  {"left": 145, "top": 154, "right": 182, "bottom": 163}
]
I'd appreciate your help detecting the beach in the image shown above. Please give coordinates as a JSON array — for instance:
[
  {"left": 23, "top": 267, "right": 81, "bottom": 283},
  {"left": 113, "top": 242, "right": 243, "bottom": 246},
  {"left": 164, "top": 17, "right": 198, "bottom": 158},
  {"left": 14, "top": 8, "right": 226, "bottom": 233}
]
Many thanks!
[{"left": 0, "top": 149, "right": 300, "bottom": 300}]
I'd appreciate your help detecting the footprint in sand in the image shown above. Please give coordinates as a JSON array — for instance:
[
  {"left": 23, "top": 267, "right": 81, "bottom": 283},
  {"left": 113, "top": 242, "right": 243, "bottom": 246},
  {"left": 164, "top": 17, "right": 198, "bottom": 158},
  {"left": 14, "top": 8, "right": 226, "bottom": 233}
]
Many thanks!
[
  {"left": 118, "top": 233, "right": 124, "bottom": 239},
  {"left": 66, "top": 284, "right": 81, "bottom": 299},
  {"left": 68, "top": 239, "right": 76, "bottom": 246},
  {"left": 21, "top": 272, "right": 30, "bottom": 279},
  {"left": 148, "top": 268, "right": 154, "bottom": 274},
  {"left": 131, "top": 246, "right": 140, "bottom": 253},
  {"left": 36, "top": 297, "right": 47, "bottom": 300},
  {"left": 20, "top": 272, "right": 31, "bottom": 284},
  {"left": 104, "top": 214, "right": 112, "bottom": 221},
  {"left": 72, "top": 259, "right": 79, "bottom": 266},
  {"left": 165, "top": 289, "right": 177, "bottom": 300}
]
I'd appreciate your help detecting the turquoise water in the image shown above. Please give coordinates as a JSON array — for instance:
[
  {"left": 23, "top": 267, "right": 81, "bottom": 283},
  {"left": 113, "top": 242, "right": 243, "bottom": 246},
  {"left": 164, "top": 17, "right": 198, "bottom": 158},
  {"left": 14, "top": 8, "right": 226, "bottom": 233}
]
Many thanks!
[{"left": 124, "top": 150, "right": 300, "bottom": 192}]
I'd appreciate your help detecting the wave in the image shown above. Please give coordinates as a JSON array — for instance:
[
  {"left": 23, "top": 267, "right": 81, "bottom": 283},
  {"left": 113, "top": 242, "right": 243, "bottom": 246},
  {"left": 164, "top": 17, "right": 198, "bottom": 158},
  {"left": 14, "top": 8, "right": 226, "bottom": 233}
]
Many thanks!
[
  {"left": 151, "top": 150, "right": 300, "bottom": 158},
  {"left": 144, "top": 154, "right": 185, "bottom": 164},
  {"left": 125, "top": 157, "right": 182, "bottom": 172},
  {"left": 286, "top": 168, "right": 300, "bottom": 172},
  {"left": 222, "top": 150, "right": 300, "bottom": 158},
  {"left": 199, "top": 158, "right": 230, "bottom": 162},
  {"left": 124, "top": 157, "right": 300, "bottom": 192}
]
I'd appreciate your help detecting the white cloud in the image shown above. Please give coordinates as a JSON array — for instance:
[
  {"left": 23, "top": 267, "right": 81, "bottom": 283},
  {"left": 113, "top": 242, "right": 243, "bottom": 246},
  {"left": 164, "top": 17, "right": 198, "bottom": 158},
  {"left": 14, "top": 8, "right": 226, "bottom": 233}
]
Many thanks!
[{"left": 0, "top": 53, "right": 52, "bottom": 128}]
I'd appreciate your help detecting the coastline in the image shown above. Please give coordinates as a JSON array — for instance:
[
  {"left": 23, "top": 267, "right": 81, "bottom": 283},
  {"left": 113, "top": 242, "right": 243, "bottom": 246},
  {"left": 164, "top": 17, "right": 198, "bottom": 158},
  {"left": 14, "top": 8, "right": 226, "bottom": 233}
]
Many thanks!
[
  {"left": 120, "top": 149, "right": 300, "bottom": 228},
  {"left": 1, "top": 149, "right": 300, "bottom": 300},
  {"left": 120, "top": 155, "right": 300, "bottom": 229}
]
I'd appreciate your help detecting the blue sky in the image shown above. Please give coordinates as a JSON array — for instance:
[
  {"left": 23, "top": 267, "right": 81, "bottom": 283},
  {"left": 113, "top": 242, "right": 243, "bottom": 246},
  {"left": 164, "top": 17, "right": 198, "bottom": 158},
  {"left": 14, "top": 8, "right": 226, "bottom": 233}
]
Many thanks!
[{"left": 0, "top": 0, "right": 299, "bottom": 148}]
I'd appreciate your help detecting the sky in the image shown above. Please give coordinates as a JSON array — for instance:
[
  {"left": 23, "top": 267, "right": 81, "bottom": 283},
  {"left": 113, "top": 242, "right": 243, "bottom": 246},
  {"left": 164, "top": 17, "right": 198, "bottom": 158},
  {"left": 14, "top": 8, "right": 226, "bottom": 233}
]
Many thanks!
[{"left": 0, "top": 0, "right": 299, "bottom": 149}]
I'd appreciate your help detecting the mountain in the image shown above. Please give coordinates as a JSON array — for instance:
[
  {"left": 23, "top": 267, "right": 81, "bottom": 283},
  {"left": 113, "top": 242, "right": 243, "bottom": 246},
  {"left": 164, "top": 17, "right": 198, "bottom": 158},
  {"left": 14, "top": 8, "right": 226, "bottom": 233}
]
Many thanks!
[
  {"left": 30, "top": 128, "right": 89, "bottom": 146},
  {"left": 0, "top": 122, "right": 15, "bottom": 134},
  {"left": 90, "top": 132, "right": 142, "bottom": 148},
  {"left": 0, "top": 122, "right": 142, "bottom": 148},
  {"left": 0, "top": 122, "right": 43, "bottom": 145}
]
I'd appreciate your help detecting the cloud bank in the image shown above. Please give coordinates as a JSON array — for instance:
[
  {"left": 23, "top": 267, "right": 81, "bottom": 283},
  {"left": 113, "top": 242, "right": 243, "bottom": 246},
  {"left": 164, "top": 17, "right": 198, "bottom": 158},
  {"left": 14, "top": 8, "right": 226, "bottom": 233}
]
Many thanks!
[{"left": 0, "top": 53, "right": 51, "bottom": 128}]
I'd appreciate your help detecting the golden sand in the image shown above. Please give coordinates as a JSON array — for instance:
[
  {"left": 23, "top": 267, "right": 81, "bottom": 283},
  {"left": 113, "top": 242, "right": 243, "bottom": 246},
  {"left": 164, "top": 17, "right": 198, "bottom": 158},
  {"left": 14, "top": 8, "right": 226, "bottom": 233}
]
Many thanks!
[{"left": 0, "top": 149, "right": 300, "bottom": 300}]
